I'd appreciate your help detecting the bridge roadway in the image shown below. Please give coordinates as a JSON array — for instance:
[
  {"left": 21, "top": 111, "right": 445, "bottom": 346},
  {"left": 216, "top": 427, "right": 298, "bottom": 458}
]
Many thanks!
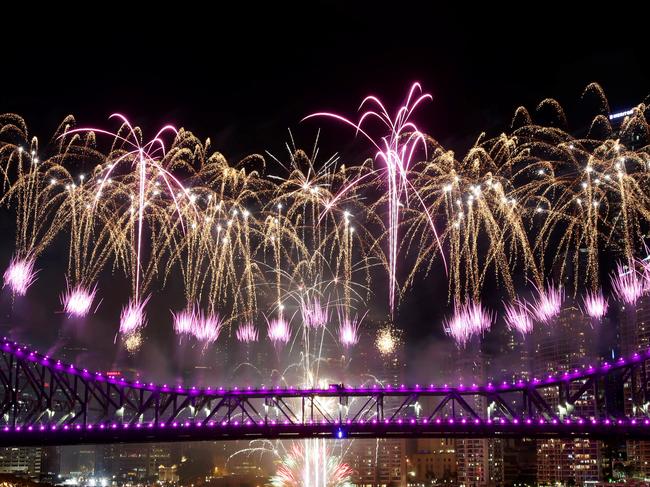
[{"left": 1, "top": 338, "right": 650, "bottom": 446}]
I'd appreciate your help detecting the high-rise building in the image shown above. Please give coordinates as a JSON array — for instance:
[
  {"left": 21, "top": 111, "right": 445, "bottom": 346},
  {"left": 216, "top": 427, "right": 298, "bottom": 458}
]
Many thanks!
[
  {"left": 484, "top": 326, "right": 535, "bottom": 486},
  {"left": 0, "top": 448, "right": 43, "bottom": 479},
  {"left": 619, "top": 294, "right": 650, "bottom": 481},
  {"left": 409, "top": 438, "right": 457, "bottom": 484},
  {"left": 96, "top": 443, "right": 173, "bottom": 483},
  {"left": 346, "top": 324, "right": 407, "bottom": 486},
  {"left": 501, "top": 438, "right": 536, "bottom": 486},
  {"left": 532, "top": 303, "right": 602, "bottom": 485},
  {"left": 60, "top": 445, "right": 96, "bottom": 477},
  {"left": 452, "top": 340, "right": 502, "bottom": 487}
]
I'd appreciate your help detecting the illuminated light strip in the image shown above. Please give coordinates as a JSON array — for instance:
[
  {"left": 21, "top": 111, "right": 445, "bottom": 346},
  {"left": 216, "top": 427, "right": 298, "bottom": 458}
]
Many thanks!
[
  {"left": 609, "top": 109, "right": 634, "bottom": 120},
  {"left": 1, "top": 417, "right": 650, "bottom": 432}
]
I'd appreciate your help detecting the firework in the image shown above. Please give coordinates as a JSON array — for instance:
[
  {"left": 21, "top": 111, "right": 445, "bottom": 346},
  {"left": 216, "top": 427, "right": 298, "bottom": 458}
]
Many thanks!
[
  {"left": 305, "top": 82, "right": 445, "bottom": 315},
  {"left": 119, "top": 296, "right": 149, "bottom": 335},
  {"left": 444, "top": 301, "right": 493, "bottom": 346},
  {"left": 69, "top": 116, "right": 196, "bottom": 335},
  {"left": 267, "top": 315, "right": 291, "bottom": 345},
  {"left": 0, "top": 82, "right": 647, "bottom": 358},
  {"left": 173, "top": 306, "right": 224, "bottom": 344},
  {"left": 504, "top": 301, "right": 534, "bottom": 335},
  {"left": 301, "top": 297, "right": 329, "bottom": 328},
  {"left": 172, "top": 306, "right": 200, "bottom": 336},
  {"left": 236, "top": 323, "right": 259, "bottom": 343},
  {"left": 195, "top": 312, "right": 224, "bottom": 343},
  {"left": 375, "top": 325, "right": 399, "bottom": 356},
  {"left": 0, "top": 86, "right": 646, "bottom": 485},
  {"left": 270, "top": 441, "right": 352, "bottom": 487},
  {"left": 338, "top": 316, "right": 361, "bottom": 347},
  {"left": 123, "top": 332, "right": 142, "bottom": 354},
  {"left": 611, "top": 263, "right": 644, "bottom": 305},
  {"left": 532, "top": 283, "right": 564, "bottom": 323},
  {"left": 3, "top": 256, "right": 37, "bottom": 296},
  {"left": 581, "top": 289, "right": 608, "bottom": 320},
  {"left": 61, "top": 281, "right": 98, "bottom": 318}
]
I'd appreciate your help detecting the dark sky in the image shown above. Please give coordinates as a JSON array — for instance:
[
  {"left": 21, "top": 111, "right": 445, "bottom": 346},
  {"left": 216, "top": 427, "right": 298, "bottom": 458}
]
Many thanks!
[
  {"left": 3, "top": 3, "right": 647, "bottom": 158},
  {"left": 0, "top": 3, "right": 648, "bottom": 376}
]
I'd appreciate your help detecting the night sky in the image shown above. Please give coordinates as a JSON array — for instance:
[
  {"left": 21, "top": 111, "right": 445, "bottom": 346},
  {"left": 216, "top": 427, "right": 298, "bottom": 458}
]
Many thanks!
[{"left": 0, "top": 3, "right": 648, "bottom": 376}]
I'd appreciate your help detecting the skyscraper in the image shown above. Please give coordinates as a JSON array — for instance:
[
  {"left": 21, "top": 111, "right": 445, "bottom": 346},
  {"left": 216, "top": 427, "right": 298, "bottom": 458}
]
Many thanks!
[
  {"left": 619, "top": 294, "right": 650, "bottom": 481},
  {"left": 345, "top": 324, "right": 407, "bottom": 486},
  {"left": 532, "top": 303, "right": 602, "bottom": 485}
]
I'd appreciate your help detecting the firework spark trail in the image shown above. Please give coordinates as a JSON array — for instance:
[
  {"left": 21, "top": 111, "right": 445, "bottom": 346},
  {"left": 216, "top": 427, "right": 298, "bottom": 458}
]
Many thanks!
[
  {"left": 270, "top": 441, "right": 352, "bottom": 487},
  {"left": 60, "top": 178, "right": 113, "bottom": 320},
  {"left": 301, "top": 297, "right": 329, "bottom": 328},
  {"left": 338, "top": 316, "right": 361, "bottom": 347},
  {"left": 193, "top": 312, "right": 224, "bottom": 344},
  {"left": 611, "top": 262, "right": 644, "bottom": 305},
  {"left": 173, "top": 305, "right": 224, "bottom": 345},
  {"left": 0, "top": 131, "right": 72, "bottom": 297},
  {"left": 532, "top": 282, "right": 564, "bottom": 323},
  {"left": 67, "top": 115, "right": 198, "bottom": 341},
  {"left": 304, "top": 82, "right": 446, "bottom": 314},
  {"left": 504, "top": 300, "right": 534, "bottom": 335},
  {"left": 172, "top": 306, "right": 200, "bottom": 336}
]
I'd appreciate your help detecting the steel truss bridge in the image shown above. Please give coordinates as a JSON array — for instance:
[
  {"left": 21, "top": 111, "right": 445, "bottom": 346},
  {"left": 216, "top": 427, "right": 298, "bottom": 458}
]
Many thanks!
[{"left": 1, "top": 338, "right": 650, "bottom": 446}]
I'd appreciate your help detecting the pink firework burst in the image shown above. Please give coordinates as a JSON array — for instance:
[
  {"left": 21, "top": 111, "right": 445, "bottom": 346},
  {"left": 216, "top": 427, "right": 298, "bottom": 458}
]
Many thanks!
[
  {"left": 61, "top": 282, "right": 98, "bottom": 318},
  {"left": 444, "top": 301, "right": 493, "bottom": 347},
  {"left": 119, "top": 296, "right": 150, "bottom": 335},
  {"left": 532, "top": 282, "right": 564, "bottom": 323},
  {"left": 305, "top": 83, "right": 445, "bottom": 315},
  {"left": 194, "top": 312, "right": 224, "bottom": 344},
  {"left": 611, "top": 263, "right": 644, "bottom": 305},
  {"left": 172, "top": 306, "right": 200, "bottom": 336},
  {"left": 236, "top": 323, "right": 259, "bottom": 343},
  {"left": 338, "top": 317, "right": 361, "bottom": 347},
  {"left": 504, "top": 301, "right": 534, "bottom": 335},
  {"left": 172, "top": 306, "right": 224, "bottom": 344},
  {"left": 3, "top": 256, "right": 37, "bottom": 296},
  {"left": 267, "top": 315, "right": 291, "bottom": 345},
  {"left": 640, "top": 258, "right": 650, "bottom": 291},
  {"left": 301, "top": 297, "right": 329, "bottom": 328},
  {"left": 581, "top": 289, "right": 608, "bottom": 320}
]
